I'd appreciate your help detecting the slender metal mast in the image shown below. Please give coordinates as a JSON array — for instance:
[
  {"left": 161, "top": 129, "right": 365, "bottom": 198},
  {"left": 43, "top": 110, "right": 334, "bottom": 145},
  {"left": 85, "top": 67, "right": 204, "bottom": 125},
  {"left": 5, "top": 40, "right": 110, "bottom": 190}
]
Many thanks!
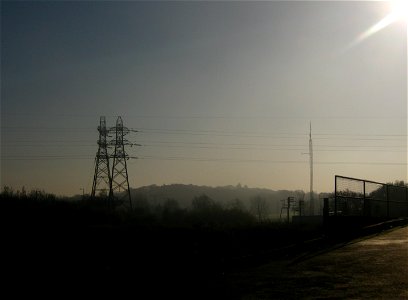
[{"left": 309, "top": 121, "right": 314, "bottom": 215}]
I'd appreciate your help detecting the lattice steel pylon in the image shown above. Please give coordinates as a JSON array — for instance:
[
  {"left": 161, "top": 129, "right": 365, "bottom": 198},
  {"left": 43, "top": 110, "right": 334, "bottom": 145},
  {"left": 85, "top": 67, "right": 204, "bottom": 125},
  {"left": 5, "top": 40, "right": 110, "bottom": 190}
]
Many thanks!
[
  {"left": 110, "top": 116, "right": 132, "bottom": 209},
  {"left": 91, "top": 116, "right": 113, "bottom": 201}
]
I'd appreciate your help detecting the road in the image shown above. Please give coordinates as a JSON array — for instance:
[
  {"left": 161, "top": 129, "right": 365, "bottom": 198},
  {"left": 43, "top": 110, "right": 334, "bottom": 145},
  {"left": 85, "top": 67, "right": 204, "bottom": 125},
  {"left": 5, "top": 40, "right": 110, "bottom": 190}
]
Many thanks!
[{"left": 224, "top": 225, "right": 408, "bottom": 299}]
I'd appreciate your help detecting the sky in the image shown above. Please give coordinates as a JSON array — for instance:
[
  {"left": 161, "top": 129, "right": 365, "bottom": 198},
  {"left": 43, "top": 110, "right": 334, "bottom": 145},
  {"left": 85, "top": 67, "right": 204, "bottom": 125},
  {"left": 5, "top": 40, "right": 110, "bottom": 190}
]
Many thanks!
[{"left": 1, "top": 0, "right": 407, "bottom": 196}]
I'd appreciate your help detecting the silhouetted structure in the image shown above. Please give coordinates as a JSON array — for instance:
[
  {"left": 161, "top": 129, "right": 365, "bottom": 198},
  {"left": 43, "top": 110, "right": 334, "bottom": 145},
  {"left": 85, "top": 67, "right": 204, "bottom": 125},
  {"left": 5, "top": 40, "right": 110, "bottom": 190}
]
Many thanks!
[
  {"left": 91, "top": 116, "right": 112, "bottom": 200},
  {"left": 309, "top": 122, "right": 314, "bottom": 215},
  {"left": 110, "top": 116, "right": 132, "bottom": 209},
  {"left": 91, "top": 116, "right": 135, "bottom": 209},
  {"left": 280, "top": 196, "right": 295, "bottom": 223}
]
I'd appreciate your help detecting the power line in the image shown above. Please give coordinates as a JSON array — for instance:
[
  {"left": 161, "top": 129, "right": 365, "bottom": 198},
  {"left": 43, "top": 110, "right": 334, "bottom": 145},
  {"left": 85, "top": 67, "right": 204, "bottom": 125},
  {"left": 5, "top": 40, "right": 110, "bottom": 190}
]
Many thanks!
[
  {"left": 3, "top": 136, "right": 406, "bottom": 148},
  {"left": 133, "top": 127, "right": 407, "bottom": 137},
  {"left": 136, "top": 156, "right": 406, "bottom": 166},
  {"left": 2, "top": 144, "right": 96, "bottom": 147},
  {"left": 133, "top": 128, "right": 406, "bottom": 140},
  {"left": 1, "top": 126, "right": 95, "bottom": 131},
  {"left": 2, "top": 112, "right": 406, "bottom": 120},
  {"left": 137, "top": 141, "right": 406, "bottom": 148},
  {"left": 3, "top": 139, "right": 406, "bottom": 147},
  {"left": 1, "top": 126, "right": 406, "bottom": 139},
  {"left": 140, "top": 144, "right": 406, "bottom": 152},
  {"left": 2, "top": 155, "right": 405, "bottom": 166},
  {"left": 1, "top": 156, "right": 93, "bottom": 160},
  {"left": 2, "top": 142, "right": 405, "bottom": 152},
  {"left": 2, "top": 145, "right": 406, "bottom": 157}
]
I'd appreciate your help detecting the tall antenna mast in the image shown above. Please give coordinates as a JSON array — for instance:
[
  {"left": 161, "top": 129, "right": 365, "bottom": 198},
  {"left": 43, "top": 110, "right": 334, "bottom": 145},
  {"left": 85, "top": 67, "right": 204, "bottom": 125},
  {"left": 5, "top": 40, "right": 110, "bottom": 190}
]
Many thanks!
[{"left": 309, "top": 121, "right": 314, "bottom": 215}]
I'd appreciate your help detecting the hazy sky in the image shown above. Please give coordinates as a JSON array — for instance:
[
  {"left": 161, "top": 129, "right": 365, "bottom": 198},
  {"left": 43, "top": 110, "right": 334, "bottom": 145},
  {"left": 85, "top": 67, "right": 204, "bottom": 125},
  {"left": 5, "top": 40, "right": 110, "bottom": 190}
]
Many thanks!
[{"left": 1, "top": 1, "right": 407, "bottom": 196}]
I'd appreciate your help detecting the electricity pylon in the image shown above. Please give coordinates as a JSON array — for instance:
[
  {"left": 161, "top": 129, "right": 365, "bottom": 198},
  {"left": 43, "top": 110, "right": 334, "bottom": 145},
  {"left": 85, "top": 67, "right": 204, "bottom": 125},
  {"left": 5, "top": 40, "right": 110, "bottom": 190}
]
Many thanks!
[
  {"left": 91, "top": 116, "right": 113, "bottom": 200},
  {"left": 110, "top": 116, "right": 132, "bottom": 209}
]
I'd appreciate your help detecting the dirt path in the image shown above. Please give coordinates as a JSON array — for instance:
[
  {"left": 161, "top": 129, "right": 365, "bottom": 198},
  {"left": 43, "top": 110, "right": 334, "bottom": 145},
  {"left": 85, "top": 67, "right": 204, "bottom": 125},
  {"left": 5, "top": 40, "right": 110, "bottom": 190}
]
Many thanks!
[{"left": 224, "top": 225, "right": 408, "bottom": 299}]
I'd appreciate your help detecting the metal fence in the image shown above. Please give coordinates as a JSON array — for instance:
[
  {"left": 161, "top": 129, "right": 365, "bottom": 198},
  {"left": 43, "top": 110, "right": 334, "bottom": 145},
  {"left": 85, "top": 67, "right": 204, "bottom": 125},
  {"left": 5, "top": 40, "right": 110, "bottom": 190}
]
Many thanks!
[{"left": 334, "top": 175, "right": 408, "bottom": 218}]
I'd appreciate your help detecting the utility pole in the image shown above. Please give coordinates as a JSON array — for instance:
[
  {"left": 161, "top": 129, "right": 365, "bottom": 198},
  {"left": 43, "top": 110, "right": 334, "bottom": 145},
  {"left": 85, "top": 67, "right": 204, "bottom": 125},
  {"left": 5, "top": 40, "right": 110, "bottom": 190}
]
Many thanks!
[
  {"left": 287, "top": 197, "right": 292, "bottom": 223},
  {"left": 299, "top": 199, "right": 304, "bottom": 217},
  {"left": 280, "top": 196, "right": 295, "bottom": 223}
]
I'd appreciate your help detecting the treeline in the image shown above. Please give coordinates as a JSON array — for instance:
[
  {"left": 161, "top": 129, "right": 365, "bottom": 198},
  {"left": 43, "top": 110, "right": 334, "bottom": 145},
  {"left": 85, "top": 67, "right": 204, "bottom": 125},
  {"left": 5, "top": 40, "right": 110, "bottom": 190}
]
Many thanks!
[
  {"left": 1, "top": 185, "right": 325, "bottom": 238},
  {"left": 1, "top": 185, "right": 326, "bottom": 298},
  {"left": 0, "top": 186, "right": 113, "bottom": 228},
  {"left": 1, "top": 186, "right": 259, "bottom": 229},
  {"left": 2, "top": 184, "right": 403, "bottom": 297},
  {"left": 1, "top": 185, "right": 326, "bottom": 266},
  {"left": 129, "top": 183, "right": 312, "bottom": 218}
]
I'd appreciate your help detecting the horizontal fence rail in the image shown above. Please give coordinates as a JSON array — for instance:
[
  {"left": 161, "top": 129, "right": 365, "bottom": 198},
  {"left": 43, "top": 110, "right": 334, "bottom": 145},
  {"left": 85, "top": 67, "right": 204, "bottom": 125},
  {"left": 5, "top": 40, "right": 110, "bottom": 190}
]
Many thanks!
[{"left": 334, "top": 175, "right": 408, "bottom": 219}]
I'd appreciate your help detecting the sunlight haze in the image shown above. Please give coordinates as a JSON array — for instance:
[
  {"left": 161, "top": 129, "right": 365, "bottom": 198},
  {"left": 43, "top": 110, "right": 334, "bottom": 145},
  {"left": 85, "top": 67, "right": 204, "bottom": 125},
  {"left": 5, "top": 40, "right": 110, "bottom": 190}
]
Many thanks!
[{"left": 1, "top": 0, "right": 406, "bottom": 196}]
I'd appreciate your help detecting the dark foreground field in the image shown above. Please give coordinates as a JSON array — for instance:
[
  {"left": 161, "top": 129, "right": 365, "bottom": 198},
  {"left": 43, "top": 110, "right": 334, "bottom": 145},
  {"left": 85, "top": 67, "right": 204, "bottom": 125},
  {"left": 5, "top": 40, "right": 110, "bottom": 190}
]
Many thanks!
[
  {"left": 226, "top": 225, "right": 408, "bottom": 299},
  {"left": 2, "top": 194, "right": 406, "bottom": 298}
]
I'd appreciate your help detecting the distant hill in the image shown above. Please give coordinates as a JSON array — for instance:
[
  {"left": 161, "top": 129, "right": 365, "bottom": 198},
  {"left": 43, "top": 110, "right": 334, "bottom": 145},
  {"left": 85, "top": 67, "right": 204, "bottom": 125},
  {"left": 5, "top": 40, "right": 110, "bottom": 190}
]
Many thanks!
[{"left": 130, "top": 184, "right": 316, "bottom": 217}]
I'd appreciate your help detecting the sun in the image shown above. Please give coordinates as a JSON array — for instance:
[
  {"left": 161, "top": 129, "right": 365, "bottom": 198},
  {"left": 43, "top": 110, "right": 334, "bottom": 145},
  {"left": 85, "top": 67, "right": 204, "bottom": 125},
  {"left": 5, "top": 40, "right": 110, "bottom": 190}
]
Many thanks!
[
  {"left": 363, "top": 0, "right": 408, "bottom": 37},
  {"left": 342, "top": 0, "right": 408, "bottom": 52},
  {"left": 390, "top": 0, "right": 408, "bottom": 23}
]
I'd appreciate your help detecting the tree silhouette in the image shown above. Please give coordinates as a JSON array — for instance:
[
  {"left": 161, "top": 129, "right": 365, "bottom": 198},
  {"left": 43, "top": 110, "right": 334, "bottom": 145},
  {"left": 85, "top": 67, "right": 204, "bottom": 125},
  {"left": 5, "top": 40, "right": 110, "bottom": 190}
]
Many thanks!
[{"left": 250, "top": 195, "right": 269, "bottom": 222}]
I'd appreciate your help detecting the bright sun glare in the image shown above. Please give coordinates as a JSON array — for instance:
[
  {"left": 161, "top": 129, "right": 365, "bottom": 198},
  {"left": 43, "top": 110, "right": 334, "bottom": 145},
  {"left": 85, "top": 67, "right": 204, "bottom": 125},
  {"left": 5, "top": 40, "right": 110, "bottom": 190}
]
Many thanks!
[
  {"left": 390, "top": 0, "right": 408, "bottom": 22},
  {"left": 344, "top": 0, "right": 408, "bottom": 51}
]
